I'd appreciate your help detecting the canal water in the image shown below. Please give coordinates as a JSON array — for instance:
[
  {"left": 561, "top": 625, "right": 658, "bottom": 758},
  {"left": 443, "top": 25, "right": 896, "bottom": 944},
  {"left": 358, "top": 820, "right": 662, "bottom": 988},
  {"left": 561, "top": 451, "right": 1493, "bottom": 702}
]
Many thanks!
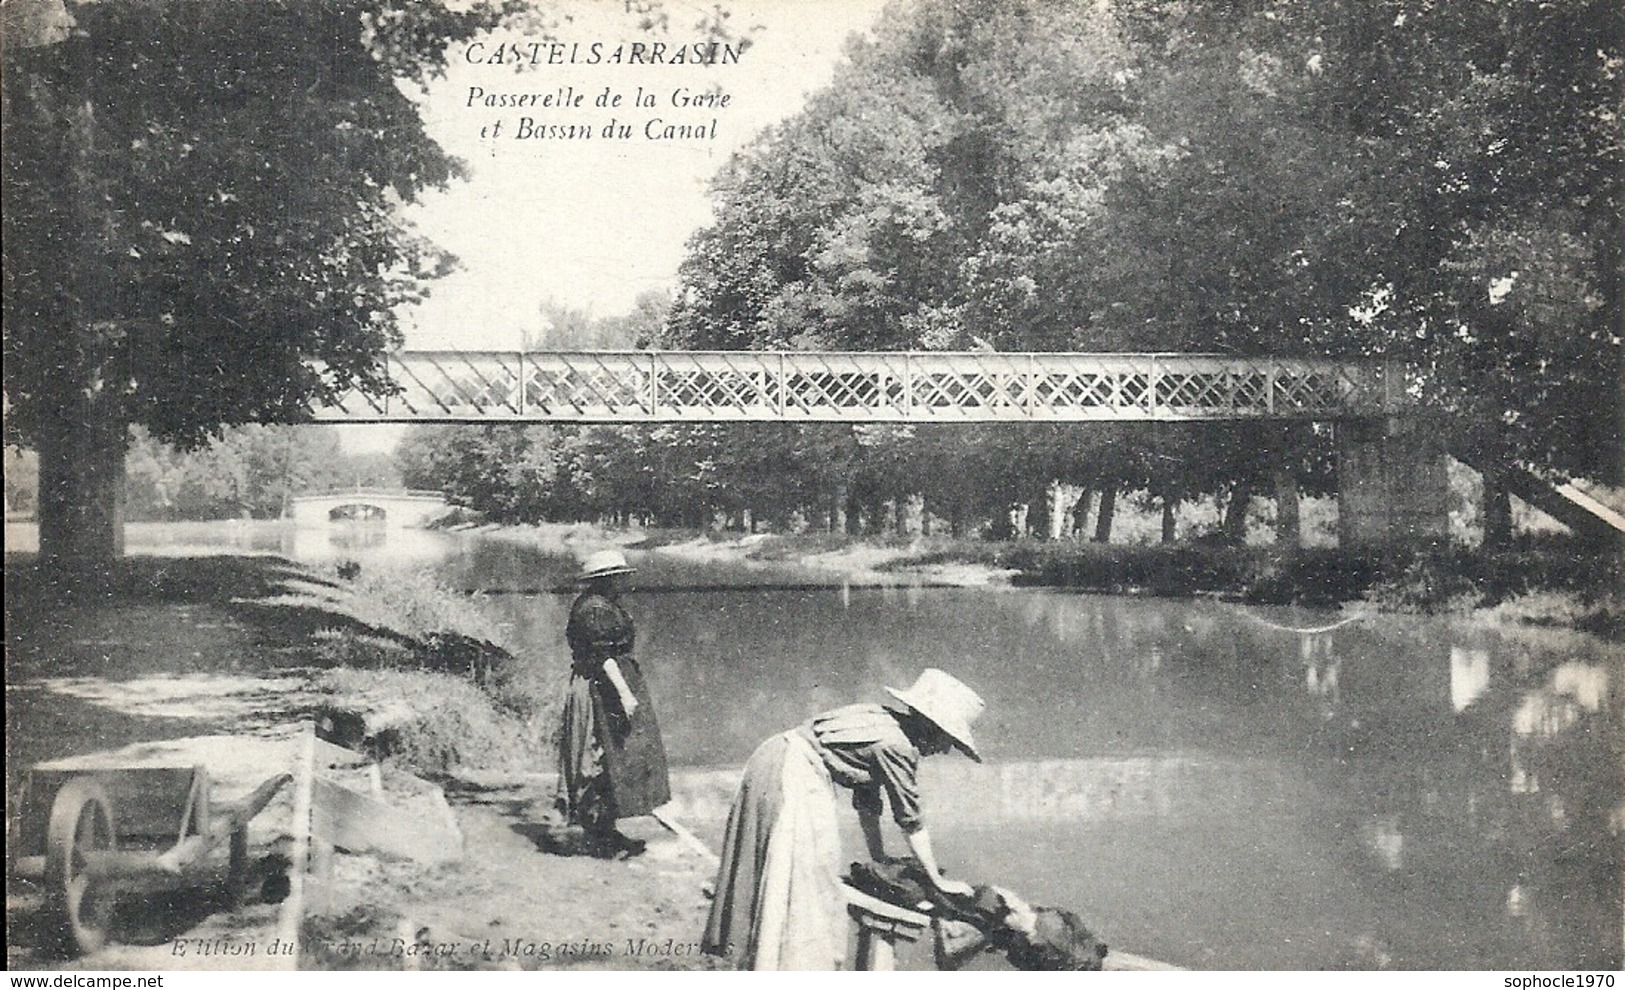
[{"left": 136, "top": 522, "right": 1624, "bottom": 970}]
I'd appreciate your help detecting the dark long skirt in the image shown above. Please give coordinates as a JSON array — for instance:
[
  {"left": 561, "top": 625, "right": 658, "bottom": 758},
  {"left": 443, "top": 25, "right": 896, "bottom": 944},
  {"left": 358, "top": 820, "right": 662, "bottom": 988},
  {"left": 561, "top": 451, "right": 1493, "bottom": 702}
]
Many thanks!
[{"left": 555, "top": 657, "right": 670, "bottom": 826}]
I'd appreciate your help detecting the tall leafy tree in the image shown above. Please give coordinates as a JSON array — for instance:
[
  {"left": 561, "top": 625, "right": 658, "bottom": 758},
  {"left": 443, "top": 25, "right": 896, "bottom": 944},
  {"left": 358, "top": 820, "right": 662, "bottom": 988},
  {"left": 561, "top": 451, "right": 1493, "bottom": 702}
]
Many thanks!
[
  {"left": 397, "top": 424, "right": 567, "bottom": 523},
  {"left": 1328, "top": 0, "right": 1622, "bottom": 485},
  {"left": 664, "top": 0, "right": 1619, "bottom": 537},
  {"left": 4, "top": 0, "right": 509, "bottom": 579}
]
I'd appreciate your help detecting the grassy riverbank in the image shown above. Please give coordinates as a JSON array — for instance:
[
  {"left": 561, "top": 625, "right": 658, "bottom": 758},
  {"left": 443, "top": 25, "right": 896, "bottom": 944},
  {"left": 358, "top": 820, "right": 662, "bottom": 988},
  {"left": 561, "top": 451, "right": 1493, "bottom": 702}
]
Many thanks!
[
  {"left": 630, "top": 526, "right": 1624, "bottom": 638},
  {"left": 4, "top": 551, "right": 563, "bottom": 778}
]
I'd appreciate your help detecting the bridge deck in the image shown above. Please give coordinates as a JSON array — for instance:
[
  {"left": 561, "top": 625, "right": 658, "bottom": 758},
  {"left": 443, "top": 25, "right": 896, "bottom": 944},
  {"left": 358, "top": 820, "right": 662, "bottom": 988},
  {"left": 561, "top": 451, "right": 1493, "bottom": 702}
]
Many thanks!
[{"left": 315, "top": 351, "right": 1391, "bottom": 424}]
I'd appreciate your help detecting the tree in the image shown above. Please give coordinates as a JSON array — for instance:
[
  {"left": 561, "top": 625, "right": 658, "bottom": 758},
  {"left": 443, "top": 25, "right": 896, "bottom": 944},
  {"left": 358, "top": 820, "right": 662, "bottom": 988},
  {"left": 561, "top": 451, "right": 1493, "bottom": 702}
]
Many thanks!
[
  {"left": 1113, "top": 0, "right": 1620, "bottom": 483},
  {"left": 664, "top": 21, "right": 967, "bottom": 351},
  {"left": 373, "top": 0, "right": 1619, "bottom": 539},
  {"left": 3, "top": 0, "right": 509, "bottom": 580},
  {"left": 397, "top": 424, "right": 564, "bottom": 522},
  {"left": 527, "top": 295, "right": 655, "bottom": 351},
  {"left": 665, "top": 0, "right": 1619, "bottom": 536},
  {"left": 125, "top": 425, "right": 399, "bottom": 520},
  {"left": 598, "top": 290, "right": 673, "bottom": 350},
  {"left": 1339, "top": 0, "right": 1622, "bottom": 486}
]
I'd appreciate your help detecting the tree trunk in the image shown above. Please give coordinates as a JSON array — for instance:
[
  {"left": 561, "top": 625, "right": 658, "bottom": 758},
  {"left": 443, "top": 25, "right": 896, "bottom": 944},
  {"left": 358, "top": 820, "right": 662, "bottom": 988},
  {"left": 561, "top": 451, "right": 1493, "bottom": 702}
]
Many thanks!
[
  {"left": 1046, "top": 481, "right": 1083, "bottom": 541},
  {"left": 1092, "top": 487, "right": 1117, "bottom": 543},
  {"left": 1273, "top": 465, "right": 1300, "bottom": 550},
  {"left": 830, "top": 481, "right": 848, "bottom": 535},
  {"left": 32, "top": 91, "right": 136, "bottom": 589},
  {"left": 1223, "top": 480, "right": 1252, "bottom": 545},
  {"left": 900, "top": 493, "right": 926, "bottom": 537},
  {"left": 37, "top": 418, "right": 128, "bottom": 589},
  {"left": 1009, "top": 502, "right": 1030, "bottom": 538},
  {"left": 1072, "top": 489, "right": 1095, "bottom": 541},
  {"left": 1161, "top": 497, "right": 1178, "bottom": 544},
  {"left": 1481, "top": 464, "right": 1513, "bottom": 549}
]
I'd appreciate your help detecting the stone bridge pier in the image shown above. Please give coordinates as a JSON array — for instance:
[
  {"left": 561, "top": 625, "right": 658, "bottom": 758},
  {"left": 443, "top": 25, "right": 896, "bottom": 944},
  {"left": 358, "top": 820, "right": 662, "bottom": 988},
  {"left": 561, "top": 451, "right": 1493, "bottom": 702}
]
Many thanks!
[{"left": 1336, "top": 416, "right": 1451, "bottom": 548}]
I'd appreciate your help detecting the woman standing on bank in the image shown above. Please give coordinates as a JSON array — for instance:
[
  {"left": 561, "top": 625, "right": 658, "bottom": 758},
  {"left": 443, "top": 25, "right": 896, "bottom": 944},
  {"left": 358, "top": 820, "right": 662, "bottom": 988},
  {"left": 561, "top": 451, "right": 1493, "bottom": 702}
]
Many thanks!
[
  {"left": 702, "top": 668, "right": 986, "bottom": 970},
  {"left": 550, "top": 548, "right": 670, "bottom": 857}
]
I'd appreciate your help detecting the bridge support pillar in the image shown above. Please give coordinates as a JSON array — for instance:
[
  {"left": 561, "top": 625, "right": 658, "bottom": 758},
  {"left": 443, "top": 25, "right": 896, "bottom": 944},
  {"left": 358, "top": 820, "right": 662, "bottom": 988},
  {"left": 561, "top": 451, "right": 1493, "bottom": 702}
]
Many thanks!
[{"left": 1337, "top": 416, "right": 1449, "bottom": 548}]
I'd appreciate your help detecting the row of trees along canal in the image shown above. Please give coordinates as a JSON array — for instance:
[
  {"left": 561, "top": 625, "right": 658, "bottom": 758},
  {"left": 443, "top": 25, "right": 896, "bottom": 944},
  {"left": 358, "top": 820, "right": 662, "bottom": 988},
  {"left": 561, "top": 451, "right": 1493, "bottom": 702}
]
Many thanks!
[{"left": 4, "top": 0, "right": 1620, "bottom": 582}]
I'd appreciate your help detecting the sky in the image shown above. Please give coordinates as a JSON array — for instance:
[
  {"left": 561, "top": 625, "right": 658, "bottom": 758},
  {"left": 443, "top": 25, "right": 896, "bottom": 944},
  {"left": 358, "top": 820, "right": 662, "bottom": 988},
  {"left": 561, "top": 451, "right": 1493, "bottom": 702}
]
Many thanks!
[
  {"left": 398, "top": 0, "right": 891, "bottom": 348},
  {"left": 343, "top": 0, "right": 891, "bottom": 453}
]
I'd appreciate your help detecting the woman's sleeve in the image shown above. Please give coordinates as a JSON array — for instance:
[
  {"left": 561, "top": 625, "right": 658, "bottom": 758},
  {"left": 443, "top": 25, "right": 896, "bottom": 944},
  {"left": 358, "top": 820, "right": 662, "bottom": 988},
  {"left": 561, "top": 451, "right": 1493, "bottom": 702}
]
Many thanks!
[{"left": 872, "top": 743, "right": 924, "bottom": 832}]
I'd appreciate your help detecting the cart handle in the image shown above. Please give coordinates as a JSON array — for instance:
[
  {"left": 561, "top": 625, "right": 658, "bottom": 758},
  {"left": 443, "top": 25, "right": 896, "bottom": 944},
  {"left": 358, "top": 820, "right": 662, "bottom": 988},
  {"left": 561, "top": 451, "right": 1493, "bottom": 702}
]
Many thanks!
[{"left": 214, "top": 773, "right": 294, "bottom": 833}]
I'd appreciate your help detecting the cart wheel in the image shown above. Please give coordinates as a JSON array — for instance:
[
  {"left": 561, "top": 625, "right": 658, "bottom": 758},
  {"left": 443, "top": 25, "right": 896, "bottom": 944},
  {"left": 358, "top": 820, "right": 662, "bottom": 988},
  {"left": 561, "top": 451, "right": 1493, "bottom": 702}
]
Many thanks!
[{"left": 44, "top": 777, "right": 118, "bottom": 956}]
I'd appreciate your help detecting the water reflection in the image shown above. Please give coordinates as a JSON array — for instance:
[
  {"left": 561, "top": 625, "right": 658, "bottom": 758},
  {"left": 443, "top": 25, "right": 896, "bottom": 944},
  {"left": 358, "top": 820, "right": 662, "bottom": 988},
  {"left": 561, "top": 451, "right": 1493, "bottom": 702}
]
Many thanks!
[
  {"left": 124, "top": 519, "right": 453, "bottom": 567},
  {"left": 327, "top": 520, "right": 387, "bottom": 552},
  {"left": 928, "top": 757, "right": 1213, "bottom": 823},
  {"left": 1360, "top": 814, "right": 1406, "bottom": 871},
  {"left": 1451, "top": 646, "right": 1491, "bottom": 712},
  {"left": 1304, "top": 632, "right": 1340, "bottom": 711}
]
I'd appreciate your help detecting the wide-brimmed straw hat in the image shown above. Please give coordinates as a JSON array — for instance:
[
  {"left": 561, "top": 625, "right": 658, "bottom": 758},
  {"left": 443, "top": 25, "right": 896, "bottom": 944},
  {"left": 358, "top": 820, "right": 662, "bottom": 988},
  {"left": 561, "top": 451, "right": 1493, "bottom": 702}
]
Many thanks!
[
  {"left": 578, "top": 549, "right": 635, "bottom": 582},
  {"left": 886, "top": 668, "right": 985, "bottom": 762}
]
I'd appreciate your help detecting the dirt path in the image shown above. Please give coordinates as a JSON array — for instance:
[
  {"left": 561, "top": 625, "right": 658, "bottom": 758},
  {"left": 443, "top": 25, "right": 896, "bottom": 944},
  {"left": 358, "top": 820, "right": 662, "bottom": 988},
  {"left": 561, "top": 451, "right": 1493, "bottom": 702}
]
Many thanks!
[
  {"left": 4, "top": 554, "right": 726, "bottom": 972},
  {"left": 302, "top": 776, "right": 724, "bottom": 971}
]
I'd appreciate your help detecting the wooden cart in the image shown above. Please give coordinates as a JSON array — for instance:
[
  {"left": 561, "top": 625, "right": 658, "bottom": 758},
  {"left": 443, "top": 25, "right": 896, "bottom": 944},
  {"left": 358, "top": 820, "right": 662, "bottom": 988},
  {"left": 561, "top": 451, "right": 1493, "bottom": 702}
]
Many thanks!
[{"left": 9, "top": 765, "right": 291, "bottom": 956}]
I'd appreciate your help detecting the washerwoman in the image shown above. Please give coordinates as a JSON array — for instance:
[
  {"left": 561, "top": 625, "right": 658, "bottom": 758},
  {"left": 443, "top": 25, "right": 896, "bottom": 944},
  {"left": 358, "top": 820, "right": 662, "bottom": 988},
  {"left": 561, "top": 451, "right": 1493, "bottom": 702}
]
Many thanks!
[
  {"left": 549, "top": 548, "right": 670, "bottom": 857},
  {"left": 702, "top": 668, "right": 985, "bottom": 969}
]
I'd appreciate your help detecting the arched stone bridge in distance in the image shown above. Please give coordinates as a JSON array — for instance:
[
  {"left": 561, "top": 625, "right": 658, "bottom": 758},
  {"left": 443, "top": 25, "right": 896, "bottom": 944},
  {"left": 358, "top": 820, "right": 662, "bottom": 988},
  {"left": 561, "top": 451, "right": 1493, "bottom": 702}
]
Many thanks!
[{"left": 286, "top": 489, "right": 452, "bottom": 529}]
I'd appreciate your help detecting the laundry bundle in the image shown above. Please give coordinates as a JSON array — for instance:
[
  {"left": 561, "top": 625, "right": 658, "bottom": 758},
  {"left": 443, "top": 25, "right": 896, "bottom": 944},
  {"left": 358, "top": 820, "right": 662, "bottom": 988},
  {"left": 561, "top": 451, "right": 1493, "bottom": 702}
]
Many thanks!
[{"left": 845, "top": 860, "right": 1109, "bottom": 971}]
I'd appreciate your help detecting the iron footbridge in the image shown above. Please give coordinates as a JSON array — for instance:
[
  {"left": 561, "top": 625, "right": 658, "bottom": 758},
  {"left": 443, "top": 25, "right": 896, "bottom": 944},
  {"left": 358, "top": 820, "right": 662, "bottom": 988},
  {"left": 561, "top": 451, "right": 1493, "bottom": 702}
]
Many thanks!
[{"left": 314, "top": 351, "right": 1393, "bottom": 423}]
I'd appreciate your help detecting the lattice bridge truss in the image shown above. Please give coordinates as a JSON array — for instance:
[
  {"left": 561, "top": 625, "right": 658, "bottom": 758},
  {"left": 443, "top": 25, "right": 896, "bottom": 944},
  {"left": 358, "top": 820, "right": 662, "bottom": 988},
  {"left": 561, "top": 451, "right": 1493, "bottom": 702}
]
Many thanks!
[{"left": 314, "top": 351, "right": 1393, "bottom": 424}]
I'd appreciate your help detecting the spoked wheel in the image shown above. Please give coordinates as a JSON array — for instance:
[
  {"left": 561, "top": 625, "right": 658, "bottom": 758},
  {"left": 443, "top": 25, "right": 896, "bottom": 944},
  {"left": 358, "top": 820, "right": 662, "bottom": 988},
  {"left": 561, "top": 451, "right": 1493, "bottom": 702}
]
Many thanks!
[{"left": 44, "top": 777, "right": 118, "bottom": 956}]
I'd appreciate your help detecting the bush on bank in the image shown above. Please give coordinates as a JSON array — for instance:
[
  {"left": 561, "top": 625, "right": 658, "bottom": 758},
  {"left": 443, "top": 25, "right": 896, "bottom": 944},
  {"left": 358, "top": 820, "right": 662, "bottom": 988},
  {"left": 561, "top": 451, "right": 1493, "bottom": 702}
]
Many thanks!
[{"left": 1000, "top": 536, "right": 1621, "bottom": 625}]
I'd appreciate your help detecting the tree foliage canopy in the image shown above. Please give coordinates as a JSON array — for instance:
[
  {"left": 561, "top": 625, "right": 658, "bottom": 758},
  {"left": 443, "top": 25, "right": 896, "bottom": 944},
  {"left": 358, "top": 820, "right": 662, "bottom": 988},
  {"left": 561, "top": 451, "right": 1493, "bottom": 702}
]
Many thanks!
[
  {"left": 10, "top": 0, "right": 1616, "bottom": 549},
  {"left": 2, "top": 0, "right": 509, "bottom": 452},
  {"left": 663, "top": 0, "right": 1621, "bottom": 484},
  {"left": 403, "top": 0, "right": 1619, "bottom": 540}
]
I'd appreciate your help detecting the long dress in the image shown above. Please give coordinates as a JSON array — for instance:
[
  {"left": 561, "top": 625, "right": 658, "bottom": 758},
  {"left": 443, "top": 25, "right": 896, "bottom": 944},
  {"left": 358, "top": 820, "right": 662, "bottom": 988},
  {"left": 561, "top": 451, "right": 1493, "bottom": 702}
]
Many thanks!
[
  {"left": 553, "top": 591, "right": 670, "bottom": 832},
  {"left": 702, "top": 704, "right": 925, "bottom": 970}
]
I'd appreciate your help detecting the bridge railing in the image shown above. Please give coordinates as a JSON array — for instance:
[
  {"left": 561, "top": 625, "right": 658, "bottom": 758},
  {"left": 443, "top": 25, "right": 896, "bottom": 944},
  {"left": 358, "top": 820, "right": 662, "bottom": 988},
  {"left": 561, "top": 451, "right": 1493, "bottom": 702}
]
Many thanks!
[
  {"left": 289, "top": 489, "right": 447, "bottom": 502},
  {"left": 314, "top": 351, "right": 1391, "bottom": 423}
]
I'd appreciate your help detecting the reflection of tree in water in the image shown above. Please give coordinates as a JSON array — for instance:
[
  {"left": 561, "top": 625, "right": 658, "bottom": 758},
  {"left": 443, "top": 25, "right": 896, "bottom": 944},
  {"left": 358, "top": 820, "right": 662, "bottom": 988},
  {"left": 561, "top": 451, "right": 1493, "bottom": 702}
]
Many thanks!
[
  {"left": 328, "top": 521, "right": 386, "bottom": 551},
  {"left": 1492, "top": 658, "right": 1622, "bottom": 967},
  {"left": 1508, "top": 661, "right": 1619, "bottom": 845},
  {"left": 1117, "top": 607, "right": 1622, "bottom": 966},
  {"left": 433, "top": 546, "right": 1619, "bottom": 966},
  {"left": 979, "top": 757, "right": 1190, "bottom": 824},
  {"left": 1302, "top": 631, "right": 1341, "bottom": 717},
  {"left": 1450, "top": 646, "right": 1492, "bottom": 712},
  {"left": 1301, "top": 632, "right": 1621, "bottom": 968}
]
